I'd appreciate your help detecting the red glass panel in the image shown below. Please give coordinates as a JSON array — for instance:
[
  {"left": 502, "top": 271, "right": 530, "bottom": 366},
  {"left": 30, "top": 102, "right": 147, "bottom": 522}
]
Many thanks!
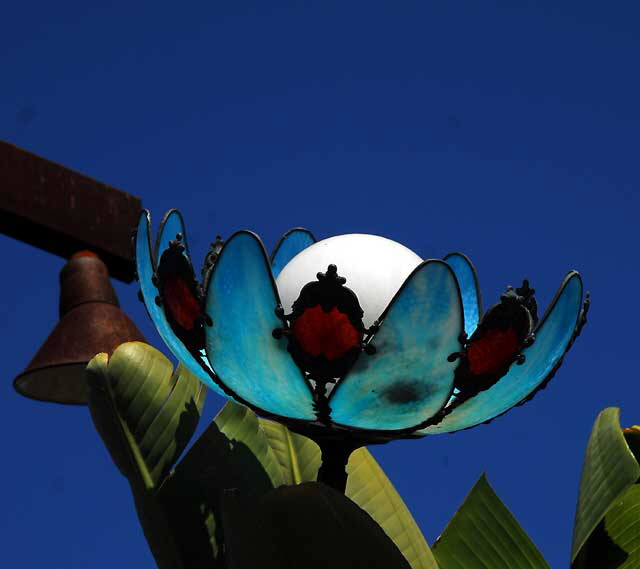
[
  {"left": 162, "top": 276, "right": 201, "bottom": 331},
  {"left": 292, "top": 304, "right": 361, "bottom": 361},
  {"left": 467, "top": 326, "right": 519, "bottom": 376}
]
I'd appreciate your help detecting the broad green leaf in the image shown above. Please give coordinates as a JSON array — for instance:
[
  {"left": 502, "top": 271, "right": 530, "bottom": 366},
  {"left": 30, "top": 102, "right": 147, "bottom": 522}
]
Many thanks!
[
  {"left": 260, "top": 412, "right": 438, "bottom": 569},
  {"left": 258, "top": 409, "right": 437, "bottom": 568},
  {"left": 346, "top": 448, "right": 439, "bottom": 569},
  {"left": 156, "top": 473, "right": 220, "bottom": 566},
  {"left": 573, "top": 484, "right": 640, "bottom": 569},
  {"left": 86, "top": 341, "right": 206, "bottom": 490},
  {"left": 606, "top": 484, "right": 640, "bottom": 555},
  {"left": 179, "top": 401, "right": 437, "bottom": 569},
  {"left": 159, "top": 401, "right": 320, "bottom": 550},
  {"left": 258, "top": 418, "right": 322, "bottom": 484},
  {"left": 161, "top": 402, "right": 321, "bottom": 560},
  {"left": 130, "top": 485, "right": 188, "bottom": 569},
  {"left": 433, "top": 474, "right": 549, "bottom": 569},
  {"left": 189, "top": 401, "right": 320, "bottom": 488},
  {"left": 86, "top": 342, "right": 208, "bottom": 569},
  {"left": 572, "top": 420, "right": 640, "bottom": 568},
  {"left": 159, "top": 401, "right": 283, "bottom": 563},
  {"left": 571, "top": 408, "right": 640, "bottom": 563},
  {"left": 214, "top": 400, "right": 290, "bottom": 487},
  {"left": 222, "top": 482, "right": 411, "bottom": 569}
]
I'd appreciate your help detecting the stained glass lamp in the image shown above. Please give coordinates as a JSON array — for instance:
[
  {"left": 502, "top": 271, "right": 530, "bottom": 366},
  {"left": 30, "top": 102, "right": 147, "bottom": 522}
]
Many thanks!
[{"left": 135, "top": 210, "right": 588, "bottom": 491}]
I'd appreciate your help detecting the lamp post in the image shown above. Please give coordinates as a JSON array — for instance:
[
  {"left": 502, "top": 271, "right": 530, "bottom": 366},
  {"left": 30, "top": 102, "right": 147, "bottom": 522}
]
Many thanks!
[{"left": 0, "top": 140, "right": 145, "bottom": 404}]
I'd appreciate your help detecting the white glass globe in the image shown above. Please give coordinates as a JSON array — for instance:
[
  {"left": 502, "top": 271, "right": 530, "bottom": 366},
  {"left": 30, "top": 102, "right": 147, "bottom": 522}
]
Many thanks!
[{"left": 275, "top": 234, "right": 423, "bottom": 328}]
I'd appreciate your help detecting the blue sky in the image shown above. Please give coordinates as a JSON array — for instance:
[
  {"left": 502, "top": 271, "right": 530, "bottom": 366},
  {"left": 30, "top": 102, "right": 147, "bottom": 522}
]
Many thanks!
[{"left": 1, "top": 2, "right": 639, "bottom": 567}]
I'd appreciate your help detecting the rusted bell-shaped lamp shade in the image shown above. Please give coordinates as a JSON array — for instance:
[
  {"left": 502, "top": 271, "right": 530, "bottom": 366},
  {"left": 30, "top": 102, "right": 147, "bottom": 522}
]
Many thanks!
[{"left": 13, "top": 251, "right": 145, "bottom": 404}]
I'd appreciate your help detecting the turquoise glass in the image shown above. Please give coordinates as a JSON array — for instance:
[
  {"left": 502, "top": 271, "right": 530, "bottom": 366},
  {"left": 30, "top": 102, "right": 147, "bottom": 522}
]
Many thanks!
[
  {"left": 135, "top": 211, "right": 225, "bottom": 396},
  {"left": 421, "top": 272, "right": 583, "bottom": 434},
  {"left": 156, "top": 209, "right": 190, "bottom": 260},
  {"left": 204, "top": 231, "right": 316, "bottom": 420},
  {"left": 329, "top": 261, "right": 464, "bottom": 430},
  {"left": 270, "top": 228, "right": 315, "bottom": 278},
  {"left": 136, "top": 209, "right": 586, "bottom": 438},
  {"left": 445, "top": 252, "right": 481, "bottom": 336}
]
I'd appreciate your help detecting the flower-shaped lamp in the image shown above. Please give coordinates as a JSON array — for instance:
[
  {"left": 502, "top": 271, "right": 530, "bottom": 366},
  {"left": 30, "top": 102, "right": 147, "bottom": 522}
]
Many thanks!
[{"left": 135, "top": 210, "right": 588, "bottom": 491}]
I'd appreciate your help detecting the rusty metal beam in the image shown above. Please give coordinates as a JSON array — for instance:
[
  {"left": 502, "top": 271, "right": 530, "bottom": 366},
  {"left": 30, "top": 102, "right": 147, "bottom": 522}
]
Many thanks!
[{"left": 0, "top": 140, "right": 142, "bottom": 282}]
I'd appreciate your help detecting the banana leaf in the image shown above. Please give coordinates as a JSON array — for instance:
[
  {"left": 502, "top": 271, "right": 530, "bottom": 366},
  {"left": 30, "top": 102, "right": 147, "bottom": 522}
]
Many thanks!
[
  {"left": 346, "top": 447, "right": 439, "bottom": 569},
  {"left": 160, "top": 399, "right": 282, "bottom": 562},
  {"left": 255, "top": 415, "right": 438, "bottom": 568},
  {"left": 86, "top": 342, "right": 207, "bottom": 569},
  {"left": 86, "top": 342, "right": 206, "bottom": 490},
  {"left": 258, "top": 417, "right": 322, "bottom": 484},
  {"left": 432, "top": 474, "right": 549, "bottom": 569},
  {"left": 222, "top": 482, "right": 412, "bottom": 569},
  {"left": 88, "top": 344, "right": 436, "bottom": 569},
  {"left": 571, "top": 408, "right": 640, "bottom": 568},
  {"left": 170, "top": 401, "right": 438, "bottom": 569}
]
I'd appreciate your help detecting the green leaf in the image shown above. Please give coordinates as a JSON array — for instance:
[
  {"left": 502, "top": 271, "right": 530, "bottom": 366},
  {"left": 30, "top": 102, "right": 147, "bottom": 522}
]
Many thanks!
[
  {"left": 573, "top": 484, "right": 640, "bottom": 569},
  {"left": 161, "top": 401, "right": 323, "bottom": 561},
  {"left": 158, "top": 401, "right": 324, "bottom": 565},
  {"left": 605, "top": 484, "right": 640, "bottom": 557},
  {"left": 259, "top": 411, "right": 435, "bottom": 569},
  {"left": 571, "top": 412, "right": 640, "bottom": 569},
  {"left": 346, "top": 447, "right": 440, "bottom": 569},
  {"left": 222, "top": 482, "right": 412, "bottom": 569},
  {"left": 178, "top": 401, "right": 321, "bottom": 490},
  {"left": 258, "top": 418, "right": 322, "bottom": 484},
  {"left": 86, "top": 342, "right": 208, "bottom": 569},
  {"left": 86, "top": 342, "right": 206, "bottom": 490},
  {"left": 159, "top": 401, "right": 283, "bottom": 563},
  {"left": 176, "top": 401, "right": 437, "bottom": 569},
  {"left": 214, "top": 400, "right": 292, "bottom": 487},
  {"left": 256, "top": 413, "right": 439, "bottom": 568},
  {"left": 433, "top": 474, "right": 549, "bottom": 569},
  {"left": 257, "top": 409, "right": 437, "bottom": 568},
  {"left": 571, "top": 408, "right": 640, "bottom": 563}
]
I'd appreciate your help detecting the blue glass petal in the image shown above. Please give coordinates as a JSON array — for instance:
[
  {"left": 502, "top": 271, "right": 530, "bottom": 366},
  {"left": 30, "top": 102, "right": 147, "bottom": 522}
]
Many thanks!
[
  {"left": 270, "top": 228, "right": 316, "bottom": 279},
  {"left": 135, "top": 211, "right": 225, "bottom": 396},
  {"left": 445, "top": 253, "right": 482, "bottom": 336},
  {"left": 421, "top": 272, "right": 583, "bottom": 434},
  {"left": 204, "top": 231, "right": 316, "bottom": 420},
  {"left": 155, "top": 209, "right": 191, "bottom": 260},
  {"left": 328, "top": 260, "right": 464, "bottom": 431}
]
